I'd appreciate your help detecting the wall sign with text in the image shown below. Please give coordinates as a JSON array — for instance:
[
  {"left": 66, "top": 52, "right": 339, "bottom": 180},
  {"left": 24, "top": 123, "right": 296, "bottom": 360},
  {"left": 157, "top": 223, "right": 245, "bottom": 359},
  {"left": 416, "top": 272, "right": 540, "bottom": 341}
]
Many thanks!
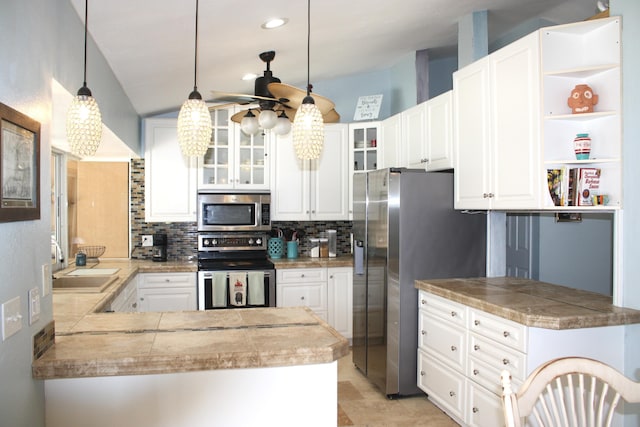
[{"left": 353, "top": 95, "right": 383, "bottom": 121}]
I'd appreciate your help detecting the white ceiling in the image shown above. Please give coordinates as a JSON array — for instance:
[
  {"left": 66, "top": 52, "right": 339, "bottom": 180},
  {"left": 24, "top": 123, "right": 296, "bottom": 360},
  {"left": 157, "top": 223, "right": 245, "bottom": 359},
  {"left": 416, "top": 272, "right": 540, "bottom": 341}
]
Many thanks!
[{"left": 69, "top": 0, "right": 598, "bottom": 117}]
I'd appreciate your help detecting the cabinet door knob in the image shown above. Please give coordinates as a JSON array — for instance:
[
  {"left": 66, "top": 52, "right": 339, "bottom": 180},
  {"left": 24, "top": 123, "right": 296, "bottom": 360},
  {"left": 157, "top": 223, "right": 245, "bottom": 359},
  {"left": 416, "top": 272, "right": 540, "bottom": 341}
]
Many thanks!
[
  {"left": 503, "top": 331, "right": 510, "bottom": 337},
  {"left": 473, "top": 407, "right": 479, "bottom": 413},
  {"left": 420, "top": 370, "right": 425, "bottom": 376},
  {"left": 450, "top": 345, "right": 457, "bottom": 352},
  {"left": 474, "top": 345, "right": 480, "bottom": 351},
  {"left": 474, "top": 320, "right": 480, "bottom": 326},
  {"left": 450, "top": 311, "right": 457, "bottom": 317},
  {"left": 503, "top": 358, "right": 510, "bottom": 365},
  {"left": 473, "top": 369, "right": 479, "bottom": 376},
  {"left": 449, "top": 391, "right": 456, "bottom": 397},
  {"left": 300, "top": 274, "right": 305, "bottom": 278},
  {"left": 421, "top": 330, "right": 426, "bottom": 336},
  {"left": 421, "top": 299, "right": 426, "bottom": 305}
]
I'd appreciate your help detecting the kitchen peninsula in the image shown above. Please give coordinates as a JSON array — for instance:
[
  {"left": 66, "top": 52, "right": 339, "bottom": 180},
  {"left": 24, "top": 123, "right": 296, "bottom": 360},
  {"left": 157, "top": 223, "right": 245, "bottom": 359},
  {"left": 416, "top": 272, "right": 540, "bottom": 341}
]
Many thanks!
[{"left": 33, "top": 260, "right": 349, "bottom": 427}]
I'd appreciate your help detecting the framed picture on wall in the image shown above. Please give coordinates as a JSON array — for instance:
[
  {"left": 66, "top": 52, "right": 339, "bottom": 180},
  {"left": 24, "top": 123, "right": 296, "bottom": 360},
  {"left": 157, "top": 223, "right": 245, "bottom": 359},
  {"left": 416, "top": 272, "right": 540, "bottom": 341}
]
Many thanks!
[{"left": 0, "top": 102, "right": 41, "bottom": 222}]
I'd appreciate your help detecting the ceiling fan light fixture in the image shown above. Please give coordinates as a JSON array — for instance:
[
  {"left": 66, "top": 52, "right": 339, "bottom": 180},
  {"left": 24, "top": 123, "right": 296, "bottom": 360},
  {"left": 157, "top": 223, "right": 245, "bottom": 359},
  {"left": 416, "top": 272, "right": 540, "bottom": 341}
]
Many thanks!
[
  {"left": 258, "top": 109, "right": 278, "bottom": 129},
  {"left": 240, "top": 110, "right": 260, "bottom": 135},
  {"left": 242, "top": 73, "right": 258, "bottom": 81},
  {"left": 67, "top": 0, "right": 103, "bottom": 157},
  {"left": 273, "top": 110, "right": 292, "bottom": 135},
  {"left": 261, "top": 17, "right": 288, "bottom": 29},
  {"left": 177, "top": 0, "right": 212, "bottom": 157}
]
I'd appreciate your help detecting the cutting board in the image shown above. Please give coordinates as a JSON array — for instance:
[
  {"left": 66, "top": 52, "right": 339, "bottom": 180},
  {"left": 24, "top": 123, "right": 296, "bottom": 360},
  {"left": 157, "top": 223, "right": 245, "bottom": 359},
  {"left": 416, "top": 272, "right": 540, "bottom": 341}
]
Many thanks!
[{"left": 66, "top": 268, "right": 120, "bottom": 276}]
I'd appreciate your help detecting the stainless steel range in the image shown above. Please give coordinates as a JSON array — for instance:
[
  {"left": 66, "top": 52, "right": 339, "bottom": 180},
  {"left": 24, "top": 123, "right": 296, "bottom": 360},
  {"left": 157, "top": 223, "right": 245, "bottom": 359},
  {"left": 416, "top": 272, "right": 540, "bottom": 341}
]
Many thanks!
[{"left": 197, "top": 232, "right": 276, "bottom": 310}]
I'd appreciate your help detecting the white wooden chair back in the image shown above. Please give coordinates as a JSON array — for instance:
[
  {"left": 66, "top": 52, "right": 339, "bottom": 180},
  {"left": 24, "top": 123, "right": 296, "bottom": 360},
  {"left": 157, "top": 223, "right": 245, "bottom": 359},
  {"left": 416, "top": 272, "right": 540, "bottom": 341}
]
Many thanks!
[{"left": 501, "top": 357, "right": 640, "bottom": 427}]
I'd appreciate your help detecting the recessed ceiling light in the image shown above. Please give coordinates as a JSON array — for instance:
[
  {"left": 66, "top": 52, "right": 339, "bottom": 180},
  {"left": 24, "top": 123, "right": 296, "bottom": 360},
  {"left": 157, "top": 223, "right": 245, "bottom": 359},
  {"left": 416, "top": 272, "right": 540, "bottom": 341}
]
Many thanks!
[
  {"left": 242, "top": 73, "right": 258, "bottom": 81},
  {"left": 261, "top": 18, "right": 288, "bottom": 29}
]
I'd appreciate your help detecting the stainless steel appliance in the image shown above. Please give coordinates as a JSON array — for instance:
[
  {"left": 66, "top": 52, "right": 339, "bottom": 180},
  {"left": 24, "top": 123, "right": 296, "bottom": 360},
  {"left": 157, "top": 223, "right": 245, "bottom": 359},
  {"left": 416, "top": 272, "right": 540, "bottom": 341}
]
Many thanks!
[
  {"left": 197, "top": 192, "right": 271, "bottom": 232},
  {"left": 352, "top": 168, "right": 486, "bottom": 397},
  {"left": 197, "top": 232, "right": 275, "bottom": 310}
]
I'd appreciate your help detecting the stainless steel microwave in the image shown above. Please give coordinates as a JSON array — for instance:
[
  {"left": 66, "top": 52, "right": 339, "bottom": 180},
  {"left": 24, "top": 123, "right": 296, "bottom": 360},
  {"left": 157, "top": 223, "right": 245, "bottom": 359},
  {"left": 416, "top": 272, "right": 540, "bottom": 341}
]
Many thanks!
[{"left": 197, "top": 192, "right": 271, "bottom": 232}]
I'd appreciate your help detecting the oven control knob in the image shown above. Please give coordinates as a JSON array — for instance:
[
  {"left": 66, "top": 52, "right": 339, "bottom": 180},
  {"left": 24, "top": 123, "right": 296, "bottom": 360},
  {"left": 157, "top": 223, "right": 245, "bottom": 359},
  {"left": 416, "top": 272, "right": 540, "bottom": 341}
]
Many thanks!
[
  {"left": 203, "top": 239, "right": 210, "bottom": 246},
  {"left": 248, "top": 238, "right": 254, "bottom": 245},
  {"left": 256, "top": 238, "right": 262, "bottom": 245},
  {"left": 211, "top": 239, "right": 218, "bottom": 246}
]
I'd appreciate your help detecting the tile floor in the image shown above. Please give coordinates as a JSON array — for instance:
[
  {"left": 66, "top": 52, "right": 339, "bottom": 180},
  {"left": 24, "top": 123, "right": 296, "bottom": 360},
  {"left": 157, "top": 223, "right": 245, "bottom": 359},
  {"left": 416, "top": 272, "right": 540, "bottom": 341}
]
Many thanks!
[{"left": 337, "top": 351, "right": 460, "bottom": 426}]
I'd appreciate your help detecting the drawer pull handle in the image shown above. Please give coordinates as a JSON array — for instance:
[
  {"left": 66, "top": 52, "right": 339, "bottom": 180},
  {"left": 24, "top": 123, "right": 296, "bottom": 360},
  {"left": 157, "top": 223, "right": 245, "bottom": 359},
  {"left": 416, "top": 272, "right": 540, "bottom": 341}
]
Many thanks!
[
  {"left": 473, "top": 407, "right": 479, "bottom": 413},
  {"left": 473, "top": 369, "right": 479, "bottom": 376},
  {"left": 474, "top": 320, "right": 480, "bottom": 326},
  {"left": 301, "top": 274, "right": 305, "bottom": 278},
  {"left": 420, "top": 370, "right": 425, "bottom": 376},
  {"left": 301, "top": 296, "right": 305, "bottom": 300},
  {"left": 450, "top": 311, "right": 457, "bottom": 317},
  {"left": 450, "top": 345, "right": 457, "bottom": 352},
  {"left": 503, "top": 358, "right": 510, "bottom": 365},
  {"left": 421, "top": 330, "right": 426, "bottom": 336},
  {"left": 474, "top": 345, "right": 480, "bottom": 351},
  {"left": 449, "top": 391, "right": 456, "bottom": 397},
  {"left": 503, "top": 331, "right": 510, "bottom": 337}
]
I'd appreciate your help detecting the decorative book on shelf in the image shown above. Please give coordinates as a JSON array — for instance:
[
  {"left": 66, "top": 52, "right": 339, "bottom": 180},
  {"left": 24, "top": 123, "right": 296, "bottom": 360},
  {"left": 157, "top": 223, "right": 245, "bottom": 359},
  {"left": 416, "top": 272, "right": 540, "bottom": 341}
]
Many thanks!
[{"left": 547, "top": 167, "right": 602, "bottom": 207}]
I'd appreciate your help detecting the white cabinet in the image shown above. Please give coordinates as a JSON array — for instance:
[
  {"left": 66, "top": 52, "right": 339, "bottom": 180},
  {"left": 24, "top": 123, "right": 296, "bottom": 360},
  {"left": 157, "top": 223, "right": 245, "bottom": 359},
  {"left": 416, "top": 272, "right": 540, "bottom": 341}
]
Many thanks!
[
  {"left": 277, "top": 266, "right": 353, "bottom": 339},
  {"left": 381, "top": 92, "right": 454, "bottom": 172},
  {"left": 271, "top": 124, "right": 349, "bottom": 221},
  {"left": 276, "top": 268, "right": 328, "bottom": 321},
  {"left": 198, "top": 107, "right": 270, "bottom": 190},
  {"left": 454, "top": 31, "right": 541, "bottom": 210},
  {"left": 418, "top": 290, "right": 626, "bottom": 427},
  {"left": 108, "top": 279, "right": 138, "bottom": 312},
  {"left": 327, "top": 267, "right": 353, "bottom": 340},
  {"left": 349, "top": 122, "right": 381, "bottom": 218},
  {"left": 137, "top": 273, "right": 197, "bottom": 312},
  {"left": 540, "top": 17, "right": 621, "bottom": 209},
  {"left": 144, "top": 118, "right": 197, "bottom": 222}
]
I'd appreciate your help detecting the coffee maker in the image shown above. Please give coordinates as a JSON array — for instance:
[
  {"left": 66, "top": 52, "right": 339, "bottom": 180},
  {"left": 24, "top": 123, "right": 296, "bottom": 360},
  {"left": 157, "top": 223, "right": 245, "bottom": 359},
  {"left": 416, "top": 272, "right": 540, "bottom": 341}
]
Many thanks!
[{"left": 152, "top": 233, "right": 167, "bottom": 262}]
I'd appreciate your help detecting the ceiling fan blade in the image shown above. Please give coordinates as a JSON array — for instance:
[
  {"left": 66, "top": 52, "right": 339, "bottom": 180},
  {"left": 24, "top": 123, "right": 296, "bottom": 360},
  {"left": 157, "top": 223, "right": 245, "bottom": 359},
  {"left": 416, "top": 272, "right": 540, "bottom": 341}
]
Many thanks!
[
  {"left": 210, "top": 91, "right": 282, "bottom": 104},
  {"left": 267, "top": 83, "right": 336, "bottom": 114},
  {"left": 323, "top": 109, "right": 340, "bottom": 123},
  {"left": 207, "top": 102, "right": 238, "bottom": 111}
]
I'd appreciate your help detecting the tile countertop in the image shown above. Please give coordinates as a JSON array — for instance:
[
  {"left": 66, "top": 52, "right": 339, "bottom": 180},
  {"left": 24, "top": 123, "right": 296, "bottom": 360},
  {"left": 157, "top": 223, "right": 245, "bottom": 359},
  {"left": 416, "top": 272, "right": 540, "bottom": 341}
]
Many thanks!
[
  {"left": 415, "top": 276, "right": 640, "bottom": 330},
  {"left": 36, "top": 260, "right": 349, "bottom": 380}
]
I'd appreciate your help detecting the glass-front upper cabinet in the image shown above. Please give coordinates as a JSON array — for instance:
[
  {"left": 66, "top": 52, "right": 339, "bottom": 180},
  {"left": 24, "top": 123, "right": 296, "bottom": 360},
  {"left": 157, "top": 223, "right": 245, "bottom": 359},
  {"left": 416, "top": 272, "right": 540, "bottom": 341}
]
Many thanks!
[
  {"left": 198, "top": 107, "right": 270, "bottom": 190},
  {"left": 349, "top": 122, "right": 380, "bottom": 173}
]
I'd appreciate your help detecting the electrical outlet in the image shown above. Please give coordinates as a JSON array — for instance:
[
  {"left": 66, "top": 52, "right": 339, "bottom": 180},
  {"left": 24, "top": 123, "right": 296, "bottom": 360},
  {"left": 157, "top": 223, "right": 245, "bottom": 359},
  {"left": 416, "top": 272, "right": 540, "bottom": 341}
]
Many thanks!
[
  {"left": 142, "top": 235, "right": 153, "bottom": 247},
  {"left": 2, "top": 296, "right": 22, "bottom": 341},
  {"left": 42, "top": 263, "right": 52, "bottom": 296},
  {"left": 28, "top": 287, "right": 40, "bottom": 325}
]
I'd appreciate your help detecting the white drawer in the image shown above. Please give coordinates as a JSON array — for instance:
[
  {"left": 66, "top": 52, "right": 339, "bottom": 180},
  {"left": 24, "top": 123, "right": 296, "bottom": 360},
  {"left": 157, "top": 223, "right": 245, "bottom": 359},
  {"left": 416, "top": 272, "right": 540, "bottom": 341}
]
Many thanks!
[
  {"left": 418, "top": 291, "right": 467, "bottom": 328},
  {"left": 419, "top": 311, "right": 466, "bottom": 372},
  {"left": 468, "top": 333, "right": 527, "bottom": 384},
  {"left": 466, "top": 380, "right": 505, "bottom": 427},
  {"left": 418, "top": 349, "right": 466, "bottom": 422},
  {"left": 276, "top": 283, "right": 326, "bottom": 311},
  {"left": 468, "top": 309, "right": 527, "bottom": 352},
  {"left": 138, "top": 273, "right": 195, "bottom": 288},
  {"left": 277, "top": 268, "right": 327, "bottom": 283}
]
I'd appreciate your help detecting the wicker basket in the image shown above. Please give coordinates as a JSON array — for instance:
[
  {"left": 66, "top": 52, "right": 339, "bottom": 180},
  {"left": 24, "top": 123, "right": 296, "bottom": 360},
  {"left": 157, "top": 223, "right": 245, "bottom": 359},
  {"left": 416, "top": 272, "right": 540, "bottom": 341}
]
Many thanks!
[{"left": 78, "top": 245, "right": 106, "bottom": 259}]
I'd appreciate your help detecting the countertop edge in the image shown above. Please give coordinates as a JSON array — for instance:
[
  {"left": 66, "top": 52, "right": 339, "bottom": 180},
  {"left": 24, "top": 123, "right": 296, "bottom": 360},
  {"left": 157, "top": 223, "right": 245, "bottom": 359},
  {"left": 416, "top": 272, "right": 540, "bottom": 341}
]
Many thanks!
[{"left": 415, "top": 278, "right": 640, "bottom": 330}]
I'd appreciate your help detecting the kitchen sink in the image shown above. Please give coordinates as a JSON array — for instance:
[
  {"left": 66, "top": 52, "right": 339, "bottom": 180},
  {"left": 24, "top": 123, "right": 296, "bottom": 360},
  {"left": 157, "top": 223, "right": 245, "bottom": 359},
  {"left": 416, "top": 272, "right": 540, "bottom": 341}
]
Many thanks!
[{"left": 52, "top": 275, "right": 118, "bottom": 293}]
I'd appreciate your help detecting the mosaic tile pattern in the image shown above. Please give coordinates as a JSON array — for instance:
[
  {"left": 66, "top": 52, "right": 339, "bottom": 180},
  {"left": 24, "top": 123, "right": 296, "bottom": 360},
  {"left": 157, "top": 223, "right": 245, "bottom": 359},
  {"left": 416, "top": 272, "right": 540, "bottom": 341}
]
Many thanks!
[
  {"left": 33, "top": 320, "right": 55, "bottom": 360},
  {"left": 130, "top": 159, "right": 353, "bottom": 260}
]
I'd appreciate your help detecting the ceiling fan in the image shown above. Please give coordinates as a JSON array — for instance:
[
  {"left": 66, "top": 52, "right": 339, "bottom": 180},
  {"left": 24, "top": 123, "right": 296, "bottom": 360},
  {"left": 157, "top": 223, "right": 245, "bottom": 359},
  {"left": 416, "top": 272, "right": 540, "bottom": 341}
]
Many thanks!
[{"left": 209, "top": 51, "right": 340, "bottom": 134}]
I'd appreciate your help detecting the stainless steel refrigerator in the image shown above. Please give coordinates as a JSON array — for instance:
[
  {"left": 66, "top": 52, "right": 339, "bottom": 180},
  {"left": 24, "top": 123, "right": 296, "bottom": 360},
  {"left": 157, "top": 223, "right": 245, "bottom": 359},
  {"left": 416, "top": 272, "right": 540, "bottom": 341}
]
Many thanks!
[{"left": 352, "top": 168, "right": 486, "bottom": 397}]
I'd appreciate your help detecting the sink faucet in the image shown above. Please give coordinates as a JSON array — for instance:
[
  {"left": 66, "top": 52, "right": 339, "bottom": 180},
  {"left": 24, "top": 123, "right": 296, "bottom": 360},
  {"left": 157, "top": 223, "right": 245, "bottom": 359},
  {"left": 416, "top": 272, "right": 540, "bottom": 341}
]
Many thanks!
[{"left": 51, "top": 236, "right": 64, "bottom": 263}]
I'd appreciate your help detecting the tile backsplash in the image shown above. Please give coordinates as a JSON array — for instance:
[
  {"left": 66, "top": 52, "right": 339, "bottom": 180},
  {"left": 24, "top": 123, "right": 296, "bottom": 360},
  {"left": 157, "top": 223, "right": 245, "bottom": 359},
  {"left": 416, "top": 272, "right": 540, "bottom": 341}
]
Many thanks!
[{"left": 130, "top": 159, "right": 352, "bottom": 260}]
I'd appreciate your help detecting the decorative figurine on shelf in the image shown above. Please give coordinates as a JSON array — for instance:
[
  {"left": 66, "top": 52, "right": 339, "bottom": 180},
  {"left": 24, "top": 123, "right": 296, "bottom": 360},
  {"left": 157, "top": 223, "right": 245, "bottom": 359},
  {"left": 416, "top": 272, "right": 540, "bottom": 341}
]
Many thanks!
[{"left": 568, "top": 84, "right": 599, "bottom": 114}]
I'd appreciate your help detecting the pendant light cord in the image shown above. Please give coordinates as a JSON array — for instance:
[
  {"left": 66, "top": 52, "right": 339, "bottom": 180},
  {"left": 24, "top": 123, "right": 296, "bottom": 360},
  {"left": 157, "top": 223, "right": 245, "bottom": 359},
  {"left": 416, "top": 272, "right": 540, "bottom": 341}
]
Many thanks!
[
  {"left": 83, "top": 0, "right": 88, "bottom": 87},
  {"left": 306, "top": 0, "right": 311, "bottom": 96},
  {"left": 193, "top": 0, "right": 199, "bottom": 92}
]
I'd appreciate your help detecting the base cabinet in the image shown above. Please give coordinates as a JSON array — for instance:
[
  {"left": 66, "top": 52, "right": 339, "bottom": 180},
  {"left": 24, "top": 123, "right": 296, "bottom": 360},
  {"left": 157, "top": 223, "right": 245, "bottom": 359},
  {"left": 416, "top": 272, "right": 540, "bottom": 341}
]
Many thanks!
[
  {"left": 108, "top": 278, "right": 138, "bottom": 312},
  {"left": 277, "top": 266, "right": 353, "bottom": 339},
  {"left": 137, "top": 273, "right": 197, "bottom": 312},
  {"left": 418, "top": 290, "right": 626, "bottom": 427}
]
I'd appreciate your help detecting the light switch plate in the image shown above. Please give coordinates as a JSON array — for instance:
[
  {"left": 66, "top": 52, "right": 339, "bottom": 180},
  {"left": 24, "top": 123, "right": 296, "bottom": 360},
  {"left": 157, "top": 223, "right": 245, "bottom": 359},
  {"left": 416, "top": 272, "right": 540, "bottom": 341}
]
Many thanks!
[
  {"left": 42, "top": 263, "right": 52, "bottom": 296},
  {"left": 2, "top": 296, "right": 22, "bottom": 341},
  {"left": 28, "top": 287, "right": 40, "bottom": 325}
]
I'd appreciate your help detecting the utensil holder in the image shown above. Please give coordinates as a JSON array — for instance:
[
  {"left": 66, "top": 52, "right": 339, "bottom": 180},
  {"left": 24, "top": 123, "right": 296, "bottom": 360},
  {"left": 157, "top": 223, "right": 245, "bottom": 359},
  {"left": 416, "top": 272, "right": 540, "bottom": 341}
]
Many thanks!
[
  {"left": 268, "top": 238, "right": 284, "bottom": 259},
  {"left": 287, "top": 241, "right": 298, "bottom": 259}
]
